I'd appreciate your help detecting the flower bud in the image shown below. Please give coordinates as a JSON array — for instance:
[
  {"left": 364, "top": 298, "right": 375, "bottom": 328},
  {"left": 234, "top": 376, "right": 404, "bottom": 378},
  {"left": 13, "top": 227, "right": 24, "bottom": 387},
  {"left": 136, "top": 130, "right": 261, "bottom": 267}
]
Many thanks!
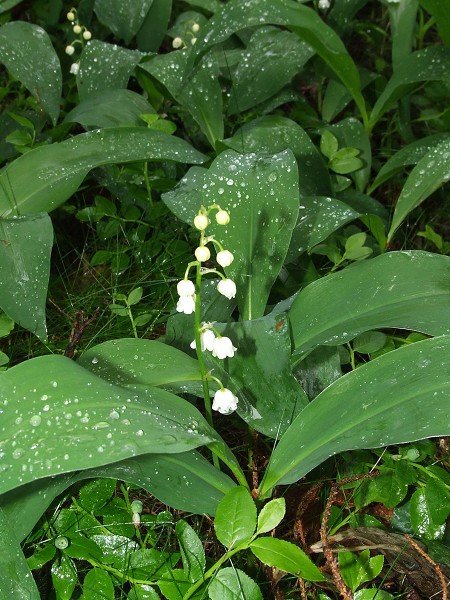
[
  {"left": 172, "top": 37, "right": 183, "bottom": 49},
  {"left": 216, "top": 209, "right": 230, "bottom": 225},
  {"left": 55, "top": 536, "right": 69, "bottom": 550},
  {"left": 73, "top": 24, "right": 82, "bottom": 34},
  {"left": 67, "top": 11, "right": 75, "bottom": 21},
  {"left": 192, "top": 23, "right": 200, "bottom": 33},
  {"left": 65, "top": 45, "right": 75, "bottom": 56},
  {"left": 193, "top": 213, "right": 209, "bottom": 231},
  {"left": 190, "top": 37, "right": 197, "bottom": 45},
  {"left": 217, "top": 278, "right": 236, "bottom": 299},
  {"left": 83, "top": 30, "right": 92, "bottom": 40},
  {"left": 131, "top": 500, "right": 143, "bottom": 514},
  {"left": 195, "top": 245, "right": 211, "bottom": 262},
  {"left": 216, "top": 250, "right": 234, "bottom": 267},
  {"left": 70, "top": 62, "right": 80, "bottom": 75}
]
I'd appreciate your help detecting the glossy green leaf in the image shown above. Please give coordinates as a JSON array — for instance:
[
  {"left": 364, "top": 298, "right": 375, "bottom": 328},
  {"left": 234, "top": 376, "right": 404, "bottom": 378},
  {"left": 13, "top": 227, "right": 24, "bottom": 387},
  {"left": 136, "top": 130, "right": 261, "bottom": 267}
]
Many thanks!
[
  {"left": 140, "top": 50, "right": 223, "bottom": 146},
  {"left": 1, "top": 450, "right": 235, "bottom": 545},
  {"left": 387, "top": 139, "right": 450, "bottom": 242},
  {"left": 176, "top": 519, "right": 205, "bottom": 581},
  {"left": 229, "top": 27, "right": 314, "bottom": 114},
  {"left": 127, "top": 584, "right": 160, "bottom": 600},
  {"left": 193, "top": 0, "right": 367, "bottom": 125},
  {"left": 256, "top": 498, "right": 286, "bottom": 534},
  {"left": 78, "top": 338, "right": 203, "bottom": 394},
  {"left": 293, "top": 346, "right": 341, "bottom": 401},
  {"left": 250, "top": 537, "right": 326, "bottom": 581},
  {"left": 286, "top": 196, "right": 359, "bottom": 263},
  {"left": 157, "top": 569, "right": 200, "bottom": 599},
  {"left": 0, "top": 21, "right": 61, "bottom": 124},
  {"left": 369, "top": 46, "right": 450, "bottom": 129},
  {"left": 214, "top": 486, "right": 256, "bottom": 549},
  {"left": 224, "top": 116, "right": 332, "bottom": 196},
  {"left": 51, "top": 554, "right": 77, "bottom": 600},
  {"left": 260, "top": 335, "right": 450, "bottom": 496},
  {"left": 64, "top": 89, "right": 155, "bottom": 129},
  {"left": 0, "top": 507, "right": 40, "bottom": 600},
  {"left": 339, "top": 550, "right": 384, "bottom": 592},
  {"left": 208, "top": 568, "right": 262, "bottom": 600},
  {"left": 290, "top": 251, "right": 450, "bottom": 359},
  {"left": 78, "top": 478, "right": 116, "bottom": 512},
  {"left": 419, "top": 0, "right": 450, "bottom": 45},
  {"left": 0, "top": 213, "right": 52, "bottom": 341},
  {"left": 0, "top": 354, "right": 219, "bottom": 495},
  {"left": 328, "top": 118, "right": 371, "bottom": 192},
  {"left": 410, "top": 478, "right": 450, "bottom": 539},
  {"left": 94, "top": 0, "right": 153, "bottom": 45},
  {"left": 0, "top": 127, "right": 206, "bottom": 217},
  {"left": 77, "top": 40, "right": 144, "bottom": 100},
  {"left": 369, "top": 133, "right": 450, "bottom": 193},
  {"left": 137, "top": 0, "right": 172, "bottom": 52},
  {"left": 82, "top": 568, "right": 115, "bottom": 599},
  {"left": 209, "top": 314, "right": 308, "bottom": 437},
  {"left": 164, "top": 150, "right": 299, "bottom": 319}
]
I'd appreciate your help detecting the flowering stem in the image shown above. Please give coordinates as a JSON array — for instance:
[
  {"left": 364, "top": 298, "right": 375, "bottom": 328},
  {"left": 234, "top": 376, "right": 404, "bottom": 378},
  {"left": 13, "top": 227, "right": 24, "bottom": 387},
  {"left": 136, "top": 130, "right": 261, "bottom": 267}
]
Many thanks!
[{"left": 194, "top": 263, "right": 220, "bottom": 470}]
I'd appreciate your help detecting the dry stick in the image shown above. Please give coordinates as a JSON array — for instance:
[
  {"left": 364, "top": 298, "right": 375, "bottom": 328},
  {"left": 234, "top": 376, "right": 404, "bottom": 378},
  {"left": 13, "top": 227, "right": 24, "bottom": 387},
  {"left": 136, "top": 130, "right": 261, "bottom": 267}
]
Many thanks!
[
  {"left": 294, "top": 481, "right": 323, "bottom": 552},
  {"left": 320, "top": 483, "right": 353, "bottom": 600},
  {"left": 404, "top": 534, "right": 448, "bottom": 600},
  {"left": 319, "top": 472, "right": 380, "bottom": 600}
]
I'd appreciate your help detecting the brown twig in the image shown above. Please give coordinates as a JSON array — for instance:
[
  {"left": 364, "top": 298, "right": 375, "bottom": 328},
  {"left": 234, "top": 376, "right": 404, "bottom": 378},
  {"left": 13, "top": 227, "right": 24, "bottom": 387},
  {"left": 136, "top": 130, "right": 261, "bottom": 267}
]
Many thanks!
[
  {"left": 64, "top": 307, "right": 101, "bottom": 358},
  {"left": 404, "top": 534, "right": 448, "bottom": 600}
]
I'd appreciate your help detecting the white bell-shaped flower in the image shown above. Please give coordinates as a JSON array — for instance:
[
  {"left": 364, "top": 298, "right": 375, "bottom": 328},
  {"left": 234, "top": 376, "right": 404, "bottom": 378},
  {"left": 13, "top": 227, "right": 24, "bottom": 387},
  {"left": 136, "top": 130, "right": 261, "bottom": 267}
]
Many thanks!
[
  {"left": 216, "top": 250, "right": 234, "bottom": 267},
  {"left": 177, "top": 279, "right": 195, "bottom": 297},
  {"left": 217, "top": 278, "right": 236, "bottom": 299},
  {"left": 176, "top": 294, "right": 196, "bottom": 314},
  {"left": 212, "top": 336, "right": 237, "bottom": 359},
  {"left": 190, "top": 328, "right": 216, "bottom": 352},
  {"left": 212, "top": 388, "right": 238, "bottom": 414}
]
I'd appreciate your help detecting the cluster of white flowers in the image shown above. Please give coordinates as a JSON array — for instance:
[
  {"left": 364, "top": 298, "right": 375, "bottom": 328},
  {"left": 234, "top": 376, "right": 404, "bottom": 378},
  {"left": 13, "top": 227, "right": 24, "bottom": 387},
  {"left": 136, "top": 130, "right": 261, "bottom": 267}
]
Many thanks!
[
  {"left": 65, "top": 7, "right": 92, "bottom": 73},
  {"left": 175, "top": 205, "right": 239, "bottom": 415},
  {"left": 172, "top": 21, "right": 200, "bottom": 49}
]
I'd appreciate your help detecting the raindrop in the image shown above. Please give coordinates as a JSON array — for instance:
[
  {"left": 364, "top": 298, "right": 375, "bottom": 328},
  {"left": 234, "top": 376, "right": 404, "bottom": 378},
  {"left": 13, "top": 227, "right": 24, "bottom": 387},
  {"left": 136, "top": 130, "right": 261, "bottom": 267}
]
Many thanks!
[{"left": 30, "top": 415, "right": 42, "bottom": 427}]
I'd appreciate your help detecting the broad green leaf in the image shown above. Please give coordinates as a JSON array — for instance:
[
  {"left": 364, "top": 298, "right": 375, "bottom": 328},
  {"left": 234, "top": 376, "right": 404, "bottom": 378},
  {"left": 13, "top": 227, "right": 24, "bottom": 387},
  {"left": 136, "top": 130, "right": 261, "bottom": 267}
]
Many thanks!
[
  {"left": 94, "top": 0, "right": 153, "bottom": 44},
  {"left": 127, "top": 584, "right": 160, "bottom": 600},
  {"left": 339, "top": 550, "right": 384, "bottom": 592},
  {"left": 176, "top": 519, "right": 206, "bottom": 582},
  {"left": 369, "top": 46, "right": 450, "bottom": 129},
  {"left": 387, "top": 139, "right": 450, "bottom": 242},
  {"left": 0, "top": 450, "right": 235, "bottom": 544},
  {"left": 214, "top": 486, "right": 256, "bottom": 548},
  {"left": 128, "top": 585, "right": 159, "bottom": 600},
  {"left": 77, "top": 40, "right": 144, "bottom": 101},
  {"left": 0, "top": 507, "right": 40, "bottom": 600},
  {"left": 0, "top": 0, "right": 23, "bottom": 14},
  {"left": 64, "top": 89, "right": 155, "bottom": 129},
  {"left": 369, "top": 133, "right": 450, "bottom": 193},
  {"left": 78, "top": 478, "right": 116, "bottom": 512},
  {"left": 419, "top": 0, "right": 450, "bottom": 45},
  {"left": 229, "top": 27, "right": 314, "bottom": 114},
  {"left": 293, "top": 346, "right": 341, "bottom": 401},
  {"left": 354, "top": 465, "right": 415, "bottom": 510},
  {"left": 224, "top": 116, "right": 332, "bottom": 196},
  {"left": 140, "top": 50, "right": 223, "bottom": 146},
  {"left": 410, "top": 478, "right": 450, "bottom": 539},
  {"left": 137, "top": 0, "right": 172, "bottom": 52},
  {"left": 82, "top": 568, "right": 114, "bottom": 599},
  {"left": 353, "top": 331, "right": 387, "bottom": 354},
  {"left": 208, "top": 567, "right": 262, "bottom": 600},
  {"left": 256, "top": 498, "right": 286, "bottom": 534},
  {"left": 0, "top": 21, "right": 61, "bottom": 124},
  {"left": 157, "top": 569, "right": 205, "bottom": 599},
  {"left": 208, "top": 314, "right": 308, "bottom": 437},
  {"left": 259, "top": 335, "right": 450, "bottom": 496},
  {"left": 289, "top": 251, "right": 450, "bottom": 359},
  {"left": 0, "top": 354, "right": 219, "bottom": 495},
  {"left": 0, "top": 213, "right": 52, "bottom": 341},
  {"left": 286, "top": 196, "right": 359, "bottom": 263},
  {"left": 51, "top": 554, "right": 77, "bottom": 600},
  {"left": 130, "top": 548, "right": 177, "bottom": 580},
  {"left": 328, "top": 118, "right": 371, "bottom": 192},
  {"left": 171, "top": 150, "right": 299, "bottom": 319},
  {"left": 250, "top": 537, "right": 325, "bottom": 581},
  {"left": 192, "top": 0, "right": 367, "bottom": 125},
  {"left": 78, "top": 338, "right": 203, "bottom": 394},
  {"left": 0, "top": 127, "right": 206, "bottom": 217},
  {"left": 64, "top": 534, "right": 104, "bottom": 562}
]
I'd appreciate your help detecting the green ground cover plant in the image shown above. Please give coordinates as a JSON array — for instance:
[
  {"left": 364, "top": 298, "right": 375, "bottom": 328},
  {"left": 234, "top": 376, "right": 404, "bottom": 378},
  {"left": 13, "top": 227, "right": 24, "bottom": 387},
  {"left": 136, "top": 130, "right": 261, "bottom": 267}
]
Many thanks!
[{"left": 0, "top": 0, "right": 449, "bottom": 597}]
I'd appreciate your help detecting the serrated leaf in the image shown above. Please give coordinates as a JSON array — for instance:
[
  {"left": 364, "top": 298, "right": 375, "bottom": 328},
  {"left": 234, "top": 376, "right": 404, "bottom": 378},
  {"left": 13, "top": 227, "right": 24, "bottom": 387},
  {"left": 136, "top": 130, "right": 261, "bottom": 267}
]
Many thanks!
[
  {"left": 176, "top": 519, "right": 205, "bottom": 581},
  {"left": 410, "top": 478, "right": 450, "bottom": 540},
  {"left": 51, "top": 554, "right": 77, "bottom": 600},
  {"left": 250, "top": 537, "right": 325, "bottom": 581},
  {"left": 256, "top": 498, "right": 286, "bottom": 534},
  {"left": 214, "top": 487, "right": 256, "bottom": 548},
  {"left": 82, "top": 567, "right": 114, "bottom": 600},
  {"left": 208, "top": 567, "right": 262, "bottom": 600}
]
